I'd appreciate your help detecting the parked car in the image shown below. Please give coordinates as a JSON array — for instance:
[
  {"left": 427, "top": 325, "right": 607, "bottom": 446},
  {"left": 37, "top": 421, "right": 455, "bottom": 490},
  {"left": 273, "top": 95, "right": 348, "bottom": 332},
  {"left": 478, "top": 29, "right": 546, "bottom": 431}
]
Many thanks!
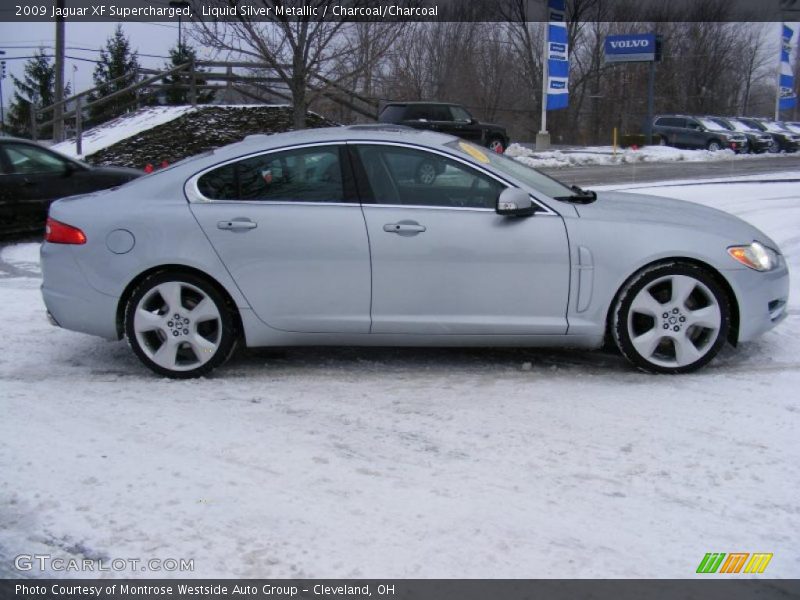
[
  {"left": 378, "top": 102, "right": 509, "bottom": 153},
  {"left": 735, "top": 117, "right": 800, "bottom": 153},
  {"left": 652, "top": 115, "right": 747, "bottom": 152},
  {"left": 41, "top": 126, "right": 788, "bottom": 378},
  {"left": 0, "top": 137, "right": 141, "bottom": 237},
  {"left": 706, "top": 116, "right": 773, "bottom": 153}
]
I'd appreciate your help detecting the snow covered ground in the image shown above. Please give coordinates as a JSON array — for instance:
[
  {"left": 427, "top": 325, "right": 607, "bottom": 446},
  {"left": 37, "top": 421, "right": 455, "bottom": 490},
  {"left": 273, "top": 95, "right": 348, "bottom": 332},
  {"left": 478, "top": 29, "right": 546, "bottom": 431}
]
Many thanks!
[
  {"left": 506, "top": 142, "right": 798, "bottom": 169},
  {"left": 0, "top": 174, "right": 798, "bottom": 579}
]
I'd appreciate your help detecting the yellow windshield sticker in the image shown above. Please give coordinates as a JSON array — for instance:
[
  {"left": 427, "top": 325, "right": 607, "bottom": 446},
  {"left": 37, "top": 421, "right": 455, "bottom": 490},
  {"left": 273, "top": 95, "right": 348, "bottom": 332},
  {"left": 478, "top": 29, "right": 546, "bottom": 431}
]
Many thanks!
[{"left": 459, "top": 141, "right": 490, "bottom": 163}]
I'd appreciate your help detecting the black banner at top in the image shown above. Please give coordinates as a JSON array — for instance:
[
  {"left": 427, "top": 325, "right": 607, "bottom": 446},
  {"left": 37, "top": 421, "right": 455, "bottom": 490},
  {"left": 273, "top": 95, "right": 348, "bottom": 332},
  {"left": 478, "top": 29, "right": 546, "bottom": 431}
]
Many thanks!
[{"left": 1, "top": 0, "right": 798, "bottom": 23}]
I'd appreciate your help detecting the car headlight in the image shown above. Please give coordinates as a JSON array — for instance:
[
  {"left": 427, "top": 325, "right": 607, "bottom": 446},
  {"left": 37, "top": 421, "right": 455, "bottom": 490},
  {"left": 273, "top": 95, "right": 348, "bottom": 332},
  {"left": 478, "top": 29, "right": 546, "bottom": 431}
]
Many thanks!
[{"left": 728, "top": 241, "right": 779, "bottom": 271}]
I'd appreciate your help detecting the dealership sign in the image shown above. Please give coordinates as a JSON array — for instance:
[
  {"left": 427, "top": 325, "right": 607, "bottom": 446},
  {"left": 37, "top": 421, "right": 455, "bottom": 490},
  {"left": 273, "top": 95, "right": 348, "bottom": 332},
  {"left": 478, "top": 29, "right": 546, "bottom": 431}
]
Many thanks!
[{"left": 604, "top": 33, "right": 658, "bottom": 63}]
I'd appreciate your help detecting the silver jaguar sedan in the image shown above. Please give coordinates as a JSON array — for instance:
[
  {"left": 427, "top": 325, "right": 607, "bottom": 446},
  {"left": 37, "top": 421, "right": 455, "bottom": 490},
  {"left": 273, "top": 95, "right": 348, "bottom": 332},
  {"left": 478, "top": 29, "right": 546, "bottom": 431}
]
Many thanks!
[{"left": 41, "top": 126, "right": 789, "bottom": 378}]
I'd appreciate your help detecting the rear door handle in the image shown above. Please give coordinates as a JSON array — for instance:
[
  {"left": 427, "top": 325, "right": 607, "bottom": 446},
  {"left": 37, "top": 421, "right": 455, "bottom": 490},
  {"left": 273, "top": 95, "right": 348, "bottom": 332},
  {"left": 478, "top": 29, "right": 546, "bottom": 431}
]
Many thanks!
[
  {"left": 383, "top": 221, "right": 426, "bottom": 236},
  {"left": 217, "top": 218, "right": 257, "bottom": 231}
]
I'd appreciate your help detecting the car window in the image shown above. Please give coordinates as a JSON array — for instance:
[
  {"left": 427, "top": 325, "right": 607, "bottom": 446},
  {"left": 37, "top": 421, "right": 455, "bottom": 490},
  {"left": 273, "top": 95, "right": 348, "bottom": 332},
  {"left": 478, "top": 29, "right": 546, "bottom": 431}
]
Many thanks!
[
  {"left": 356, "top": 145, "right": 505, "bottom": 209},
  {"left": 378, "top": 105, "right": 407, "bottom": 123},
  {"left": 656, "top": 117, "right": 682, "bottom": 127},
  {"left": 449, "top": 106, "right": 472, "bottom": 122},
  {"left": 3, "top": 144, "right": 69, "bottom": 175},
  {"left": 197, "top": 146, "right": 345, "bottom": 203},
  {"left": 447, "top": 140, "right": 573, "bottom": 200},
  {"left": 698, "top": 118, "right": 723, "bottom": 130}
]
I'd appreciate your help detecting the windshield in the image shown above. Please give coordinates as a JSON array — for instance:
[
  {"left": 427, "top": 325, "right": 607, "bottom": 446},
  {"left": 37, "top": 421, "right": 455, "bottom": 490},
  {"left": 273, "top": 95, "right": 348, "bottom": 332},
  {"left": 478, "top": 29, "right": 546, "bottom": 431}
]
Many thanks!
[
  {"left": 698, "top": 118, "right": 725, "bottom": 131},
  {"left": 731, "top": 119, "right": 760, "bottom": 132},
  {"left": 763, "top": 121, "right": 787, "bottom": 133},
  {"left": 709, "top": 118, "right": 734, "bottom": 131},
  {"left": 446, "top": 140, "right": 573, "bottom": 199},
  {"left": 784, "top": 122, "right": 800, "bottom": 134}
]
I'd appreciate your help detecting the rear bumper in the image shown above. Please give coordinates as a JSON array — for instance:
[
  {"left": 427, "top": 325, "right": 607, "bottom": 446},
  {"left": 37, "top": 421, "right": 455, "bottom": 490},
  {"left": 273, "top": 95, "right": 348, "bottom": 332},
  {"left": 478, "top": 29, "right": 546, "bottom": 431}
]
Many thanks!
[
  {"left": 40, "top": 242, "right": 120, "bottom": 340},
  {"left": 724, "top": 262, "right": 790, "bottom": 343}
]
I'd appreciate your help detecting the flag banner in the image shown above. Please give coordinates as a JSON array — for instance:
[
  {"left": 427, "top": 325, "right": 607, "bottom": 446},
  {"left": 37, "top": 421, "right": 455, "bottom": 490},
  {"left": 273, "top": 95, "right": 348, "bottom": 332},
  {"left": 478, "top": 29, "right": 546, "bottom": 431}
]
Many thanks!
[
  {"left": 779, "top": 23, "right": 796, "bottom": 111},
  {"left": 546, "top": 0, "right": 569, "bottom": 111}
]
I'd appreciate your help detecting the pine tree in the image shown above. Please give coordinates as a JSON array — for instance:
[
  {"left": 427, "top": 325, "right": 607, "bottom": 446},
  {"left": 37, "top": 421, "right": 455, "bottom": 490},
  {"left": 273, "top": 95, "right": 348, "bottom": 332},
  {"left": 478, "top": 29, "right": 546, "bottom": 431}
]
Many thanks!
[
  {"left": 6, "top": 49, "right": 70, "bottom": 138},
  {"left": 163, "top": 42, "right": 216, "bottom": 105},
  {"left": 89, "top": 25, "right": 140, "bottom": 124}
]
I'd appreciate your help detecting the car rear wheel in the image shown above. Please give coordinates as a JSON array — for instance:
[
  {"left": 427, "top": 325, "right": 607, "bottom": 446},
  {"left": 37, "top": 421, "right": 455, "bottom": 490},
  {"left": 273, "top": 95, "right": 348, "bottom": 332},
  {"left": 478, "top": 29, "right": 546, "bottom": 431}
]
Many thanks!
[
  {"left": 125, "top": 271, "right": 237, "bottom": 378},
  {"left": 612, "top": 263, "right": 731, "bottom": 374},
  {"left": 488, "top": 137, "right": 506, "bottom": 153}
]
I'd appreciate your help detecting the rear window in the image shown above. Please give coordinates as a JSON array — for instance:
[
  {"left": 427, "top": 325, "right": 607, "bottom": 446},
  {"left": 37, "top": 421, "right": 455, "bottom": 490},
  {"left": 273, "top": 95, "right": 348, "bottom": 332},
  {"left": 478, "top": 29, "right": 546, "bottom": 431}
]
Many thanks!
[
  {"left": 656, "top": 117, "right": 683, "bottom": 127},
  {"left": 379, "top": 105, "right": 407, "bottom": 123}
]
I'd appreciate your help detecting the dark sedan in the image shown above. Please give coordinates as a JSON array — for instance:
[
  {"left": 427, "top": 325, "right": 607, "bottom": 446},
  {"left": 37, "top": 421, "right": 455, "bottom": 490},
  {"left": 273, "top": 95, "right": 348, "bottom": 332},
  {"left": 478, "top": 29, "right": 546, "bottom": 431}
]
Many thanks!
[
  {"left": 736, "top": 117, "right": 800, "bottom": 153},
  {"left": 0, "top": 137, "right": 141, "bottom": 237}
]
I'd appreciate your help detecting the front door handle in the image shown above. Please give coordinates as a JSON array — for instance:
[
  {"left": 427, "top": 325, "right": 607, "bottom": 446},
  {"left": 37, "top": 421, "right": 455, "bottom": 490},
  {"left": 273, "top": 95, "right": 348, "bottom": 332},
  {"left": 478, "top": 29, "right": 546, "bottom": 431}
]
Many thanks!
[
  {"left": 217, "top": 218, "right": 257, "bottom": 231},
  {"left": 383, "top": 221, "right": 426, "bottom": 236}
]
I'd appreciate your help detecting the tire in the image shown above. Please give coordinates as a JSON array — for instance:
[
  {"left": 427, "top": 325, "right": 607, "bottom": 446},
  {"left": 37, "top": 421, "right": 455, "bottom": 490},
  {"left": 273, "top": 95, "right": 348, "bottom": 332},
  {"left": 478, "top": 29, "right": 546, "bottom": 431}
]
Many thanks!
[
  {"left": 707, "top": 140, "right": 722, "bottom": 151},
  {"left": 612, "top": 262, "right": 731, "bottom": 374},
  {"left": 658, "top": 135, "right": 667, "bottom": 146},
  {"left": 487, "top": 137, "right": 506, "bottom": 154},
  {"left": 414, "top": 160, "right": 438, "bottom": 185},
  {"left": 767, "top": 138, "right": 780, "bottom": 154},
  {"left": 125, "top": 271, "right": 237, "bottom": 378}
]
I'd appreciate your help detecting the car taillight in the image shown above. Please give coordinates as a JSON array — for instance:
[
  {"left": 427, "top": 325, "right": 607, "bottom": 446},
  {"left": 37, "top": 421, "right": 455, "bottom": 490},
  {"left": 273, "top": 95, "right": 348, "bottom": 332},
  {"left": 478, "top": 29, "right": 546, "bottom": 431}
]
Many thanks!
[{"left": 45, "top": 217, "right": 86, "bottom": 244}]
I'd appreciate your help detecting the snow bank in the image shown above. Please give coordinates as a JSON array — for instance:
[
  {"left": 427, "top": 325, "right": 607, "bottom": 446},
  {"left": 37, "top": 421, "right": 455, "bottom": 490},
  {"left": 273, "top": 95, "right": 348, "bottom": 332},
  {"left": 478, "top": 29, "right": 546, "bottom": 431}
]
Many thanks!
[
  {"left": 52, "top": 106, "right": 198, "bottom": 159},
  {"left": 506, "top": 142, "right": 791, "bottom": 169}
]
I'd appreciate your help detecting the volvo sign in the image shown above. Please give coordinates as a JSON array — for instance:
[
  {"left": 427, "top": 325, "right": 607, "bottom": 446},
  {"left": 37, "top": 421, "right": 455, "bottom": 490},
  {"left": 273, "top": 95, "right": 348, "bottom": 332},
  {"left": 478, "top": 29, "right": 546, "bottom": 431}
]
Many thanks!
[{"left": 604, "top": 33, "right": 659, "bottom": 63}]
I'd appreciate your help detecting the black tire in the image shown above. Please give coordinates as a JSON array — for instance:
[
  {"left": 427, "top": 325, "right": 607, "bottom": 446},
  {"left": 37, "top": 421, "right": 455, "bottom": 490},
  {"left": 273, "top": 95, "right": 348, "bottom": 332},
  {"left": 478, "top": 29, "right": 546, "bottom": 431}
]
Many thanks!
[
  {"left": 768, "top": 138, "right": 780, "bottom": 154},
  {"left": 612, "top": 262, "right": 731, "bottom": 374},
  {"left": 706, "top": 140, "right": 722, "bottom": 151},
  {"left": 487, "top": 137, "right": 506, "bottom": 154},
  {"left": 124, "top": 271, "right": 238, "bottom": 378}
]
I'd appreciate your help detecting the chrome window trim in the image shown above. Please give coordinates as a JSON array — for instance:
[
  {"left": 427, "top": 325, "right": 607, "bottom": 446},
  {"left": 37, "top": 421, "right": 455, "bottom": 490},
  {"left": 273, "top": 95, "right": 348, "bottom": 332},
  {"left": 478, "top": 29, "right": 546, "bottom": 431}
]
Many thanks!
[
  {"left": 348, "top": 141, "right": 558, "bottom": 216},
  {"left": 185, "top": 139, "right": 559, "bottom": 217},
  {"left": 184, "top": 141, "right": 347, "bottom": 205}
]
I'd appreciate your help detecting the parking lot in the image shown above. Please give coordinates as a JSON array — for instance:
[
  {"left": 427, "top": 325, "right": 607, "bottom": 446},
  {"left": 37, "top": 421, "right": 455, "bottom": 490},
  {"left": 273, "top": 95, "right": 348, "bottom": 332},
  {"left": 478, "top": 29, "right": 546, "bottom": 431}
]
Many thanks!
[{"left": 0, "top": 172, "right": 798, "bottom": 578}]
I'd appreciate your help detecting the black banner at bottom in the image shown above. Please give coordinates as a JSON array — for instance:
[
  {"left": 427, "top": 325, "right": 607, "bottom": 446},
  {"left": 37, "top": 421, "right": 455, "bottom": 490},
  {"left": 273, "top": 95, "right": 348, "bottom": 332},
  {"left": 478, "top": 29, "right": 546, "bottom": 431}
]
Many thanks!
[{"left": 1, "top": 580, "right": 800, "bottom": 600}]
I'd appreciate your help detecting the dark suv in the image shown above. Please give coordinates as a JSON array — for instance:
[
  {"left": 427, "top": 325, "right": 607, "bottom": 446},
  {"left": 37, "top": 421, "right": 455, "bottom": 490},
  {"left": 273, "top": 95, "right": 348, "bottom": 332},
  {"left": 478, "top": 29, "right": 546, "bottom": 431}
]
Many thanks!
[
  {"left": 735, "top": 117, "right": 800, "bottom": 153},
  {"left": 652, "top": 115, "right": 747, "bottom": 152},
  {"left": 706, "top": 116, "right": 773, "bottom": 153},
  {"left": 378, "top": 102, "right": 509, "bottom": 153}
]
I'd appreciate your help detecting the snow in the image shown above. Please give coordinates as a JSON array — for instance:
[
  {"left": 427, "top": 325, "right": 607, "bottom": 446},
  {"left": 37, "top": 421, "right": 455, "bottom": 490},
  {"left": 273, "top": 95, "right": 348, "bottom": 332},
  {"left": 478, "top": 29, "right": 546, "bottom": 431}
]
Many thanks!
[
  {"left": 0, "top": 174, "right": 798, "bottom": 579},
  {"left": 50, "top": 105, "right": 296, "bottom": 160},
  {"left": 52, "top": 106, "right": 198, "bottom": 159},
  {"left": 506, "top": 142, "right": 794, "bottom": 169}
]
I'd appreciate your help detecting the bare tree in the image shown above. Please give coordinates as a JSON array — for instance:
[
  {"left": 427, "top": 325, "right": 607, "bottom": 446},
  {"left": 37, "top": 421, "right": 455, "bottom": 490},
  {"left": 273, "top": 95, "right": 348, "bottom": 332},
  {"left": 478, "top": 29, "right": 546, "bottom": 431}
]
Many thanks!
[{"left": 194, "top": 0, "right": 404, "bottom": 129}]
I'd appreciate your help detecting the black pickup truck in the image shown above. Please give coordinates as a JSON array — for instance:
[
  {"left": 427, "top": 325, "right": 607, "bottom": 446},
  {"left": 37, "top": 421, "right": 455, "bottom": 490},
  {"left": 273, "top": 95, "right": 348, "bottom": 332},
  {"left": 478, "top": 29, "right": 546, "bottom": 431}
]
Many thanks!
[{"left": 378, "top": 102, "right": 509, "bottom": 153}]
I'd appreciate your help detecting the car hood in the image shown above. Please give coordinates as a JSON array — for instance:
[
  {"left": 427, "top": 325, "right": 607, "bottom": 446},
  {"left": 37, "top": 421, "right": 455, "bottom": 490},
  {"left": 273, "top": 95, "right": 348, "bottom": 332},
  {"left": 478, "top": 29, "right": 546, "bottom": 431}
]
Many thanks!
[
  {"left": 574, "top": 191, "right": 777, "bottom": 248},
  {"left": 480, "top": 121, "right": 506, "bottom": 133}
]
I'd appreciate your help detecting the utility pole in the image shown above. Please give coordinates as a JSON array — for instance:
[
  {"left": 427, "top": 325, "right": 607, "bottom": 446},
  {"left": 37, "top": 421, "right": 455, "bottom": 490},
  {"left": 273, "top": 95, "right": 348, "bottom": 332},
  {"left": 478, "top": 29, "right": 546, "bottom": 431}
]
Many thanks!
[
  {"left": 536, "top": 22, "right": 550, "bottom": 150},
  {"left": 53, "top": 0, "right": 65, "bottom": 142}
]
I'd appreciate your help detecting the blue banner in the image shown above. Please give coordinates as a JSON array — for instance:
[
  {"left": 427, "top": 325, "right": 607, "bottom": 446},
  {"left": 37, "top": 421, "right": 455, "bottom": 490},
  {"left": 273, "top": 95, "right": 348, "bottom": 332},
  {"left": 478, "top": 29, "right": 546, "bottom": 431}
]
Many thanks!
[
  {"left": 779, "top": 23, "right": 796, "bottom": 112},
  {"left": 546, "top": 0, "right": 568, "bottom": 111}
]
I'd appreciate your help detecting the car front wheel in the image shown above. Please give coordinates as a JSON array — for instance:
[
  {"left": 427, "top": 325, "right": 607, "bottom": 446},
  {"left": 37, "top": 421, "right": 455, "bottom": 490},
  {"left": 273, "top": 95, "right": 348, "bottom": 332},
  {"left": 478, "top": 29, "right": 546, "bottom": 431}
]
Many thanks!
[
  {"left": 125, "top": 271, "right": 237, "bottom": 378},
  {"left": 707, "top": 140, "right": 722, "bottom": 151},
  {"left": 612, "top": 263, "right": 731, "bottom": 374}
]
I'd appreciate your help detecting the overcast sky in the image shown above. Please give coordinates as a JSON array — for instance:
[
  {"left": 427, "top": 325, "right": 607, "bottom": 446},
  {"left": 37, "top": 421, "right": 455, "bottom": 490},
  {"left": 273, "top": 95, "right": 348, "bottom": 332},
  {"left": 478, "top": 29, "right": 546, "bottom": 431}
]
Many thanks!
[{"left": 0, "top": 20, "right": 794, "bottom": 114}]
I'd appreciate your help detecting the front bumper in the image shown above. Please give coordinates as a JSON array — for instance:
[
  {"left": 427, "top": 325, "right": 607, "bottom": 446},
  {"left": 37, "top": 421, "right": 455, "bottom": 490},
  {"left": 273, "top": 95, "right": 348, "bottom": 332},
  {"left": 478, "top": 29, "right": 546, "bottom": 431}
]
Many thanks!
[{"left": 724, "top": 262, "right": 790, "bottom": 343}]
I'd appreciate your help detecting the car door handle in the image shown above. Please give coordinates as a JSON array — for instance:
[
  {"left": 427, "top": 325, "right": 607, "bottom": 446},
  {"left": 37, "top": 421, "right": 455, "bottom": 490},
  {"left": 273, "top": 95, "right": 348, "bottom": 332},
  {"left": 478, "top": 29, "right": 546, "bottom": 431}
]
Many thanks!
[
  {"left": 383, "top": 221, "right": 426, "bottom": 235},
  {"left": 217, "top": 218, "right": 257, "bottom": 231}
]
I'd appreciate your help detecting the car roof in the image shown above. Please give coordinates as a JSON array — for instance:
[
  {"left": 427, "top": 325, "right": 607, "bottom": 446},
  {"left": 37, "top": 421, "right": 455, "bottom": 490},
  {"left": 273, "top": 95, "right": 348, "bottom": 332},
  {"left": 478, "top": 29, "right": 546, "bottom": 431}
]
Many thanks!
[{"left": 210, "top": 125, "right": 458, "bottom": 159}]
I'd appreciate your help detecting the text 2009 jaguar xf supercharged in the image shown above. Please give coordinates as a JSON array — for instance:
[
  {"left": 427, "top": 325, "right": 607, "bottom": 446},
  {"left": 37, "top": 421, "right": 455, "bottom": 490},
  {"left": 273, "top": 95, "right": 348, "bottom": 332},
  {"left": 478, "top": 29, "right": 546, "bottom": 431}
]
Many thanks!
[{"left": 41, "top": 126, "right": 789, "bottom": 378}]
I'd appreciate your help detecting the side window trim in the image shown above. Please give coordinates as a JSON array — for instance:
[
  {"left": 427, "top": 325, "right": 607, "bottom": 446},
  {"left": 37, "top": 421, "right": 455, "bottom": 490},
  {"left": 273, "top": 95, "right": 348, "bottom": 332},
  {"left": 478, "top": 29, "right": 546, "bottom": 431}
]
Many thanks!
[
  {"left": 186, "top": 142, "right": 358, "bottom": 205},
  {"left": 347, "top": 141, "right": 556, "bottom": 215}
]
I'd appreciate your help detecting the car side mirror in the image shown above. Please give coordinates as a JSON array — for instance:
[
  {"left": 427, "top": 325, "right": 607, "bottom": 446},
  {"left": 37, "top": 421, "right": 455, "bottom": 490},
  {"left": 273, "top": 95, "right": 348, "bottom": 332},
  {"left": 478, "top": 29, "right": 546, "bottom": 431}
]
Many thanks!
[{"left": 496, "top": 188, "right": 535, "bottom": 217}]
